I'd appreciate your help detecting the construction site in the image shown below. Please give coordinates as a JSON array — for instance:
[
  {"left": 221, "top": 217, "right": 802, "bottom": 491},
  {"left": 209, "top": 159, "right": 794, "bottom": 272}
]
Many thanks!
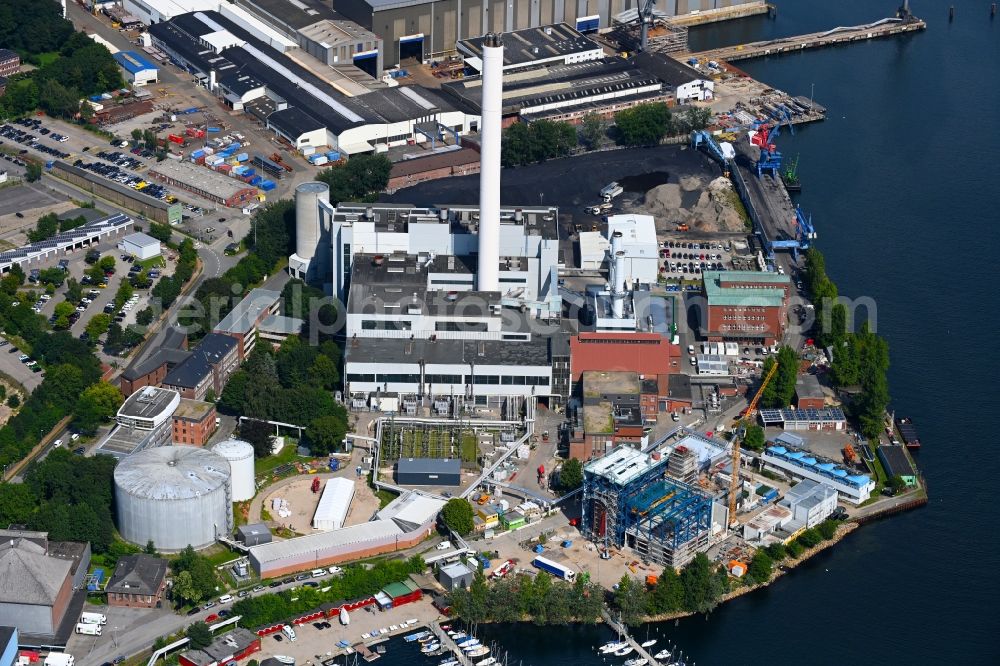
[{"left": 582, "top": 446, "right": 714, "bottom": 569}]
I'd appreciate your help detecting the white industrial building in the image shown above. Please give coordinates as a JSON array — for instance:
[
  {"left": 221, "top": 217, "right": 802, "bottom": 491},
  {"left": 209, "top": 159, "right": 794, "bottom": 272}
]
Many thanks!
[
  {"left": 292, "top": 34, "right": 571, "bottom": 413},
  {"left": 780, "top": 479, "right": 838, "bottom": 531},
  {"left": 312, "top": 477, "right": 355, "bottom": 531},
  {"left": 605, "top": 214, "right": 660, "bottom": 285},
  {"left": 119, "top": 231, "right": 161, "bottom": 260},
  {"left": 149, "top": 11, "right": 476, "bottom": 156},
  {"left": 762, "top": 445, "right": 874, "bottom": 505}
]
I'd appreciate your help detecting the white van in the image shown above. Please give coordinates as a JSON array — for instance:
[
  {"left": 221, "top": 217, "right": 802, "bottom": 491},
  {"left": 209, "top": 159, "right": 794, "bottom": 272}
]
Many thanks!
[
  {"left": 281, "top": 624, "right": 296, "bottom": 641},
  {"left": 218, "top": 594, "right": 233, "bottom": 604},
  {"left": 76, "top": 623, "right": 101, "bottom": 636},
  {"left": 311, "top": 569, "right": 325, "bottom": 578}
]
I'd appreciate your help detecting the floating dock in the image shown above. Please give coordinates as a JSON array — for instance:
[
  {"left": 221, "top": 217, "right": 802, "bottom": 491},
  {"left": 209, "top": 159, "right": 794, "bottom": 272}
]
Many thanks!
[
  {"left": 680, "top": 16, "right": 926, "bottom": 63},
  {"left": 601, "top": 609, "right": 663, "bottom": 666}
]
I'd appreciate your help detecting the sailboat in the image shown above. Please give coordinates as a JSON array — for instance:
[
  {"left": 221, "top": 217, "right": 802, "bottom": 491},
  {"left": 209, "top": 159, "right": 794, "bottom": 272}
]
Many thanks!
[
  {"left": 614, "top": 646, "right": 634, "bottom": 657},
  {"left": 598, "top": 641, "right": 628, "bottom": 654},
  {"left": 339, "top": 607, "right": 350, "bottom": 625},
  {"left": 641, "top": 639, "right": 657, "bottom": 648}
]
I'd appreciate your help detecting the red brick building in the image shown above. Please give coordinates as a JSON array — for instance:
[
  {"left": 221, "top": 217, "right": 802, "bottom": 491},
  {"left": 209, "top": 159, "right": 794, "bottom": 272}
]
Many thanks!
[
  {"left": 794, "top": 374, "right": 826, "bottom": 409},
  {"left": 161, "top": 333, "right": 239, "bottom": 401},
  {"left": 105, "top": 554, "right": 168, "bottom": 609},
  {"left": 703, "top": 270, "right": 791, "bottom": 345},
  {"left": 0, "top": 49, "right": 20, "bottom": 77},
  {"left": 386, "top": 148, "right": 480, "bottom": 192},
  {"left": 179, "top": 628, "right": 260, "bottom": 666},
  {"left": 171, "top": 399, "right": 217, "bottom": 446}
]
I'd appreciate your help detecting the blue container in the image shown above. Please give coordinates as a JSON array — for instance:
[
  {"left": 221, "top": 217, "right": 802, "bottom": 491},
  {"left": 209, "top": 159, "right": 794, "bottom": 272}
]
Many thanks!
[
  {"left": 260, "top": 180, "right": 276, "bottom": 191},
  {"left": 207, "top": 126, "right": 221, "bottom": 132},
  {"left": 249, "top": 176, "right": 262, "bottom": 186},
  {"left": 242, "top": 167, "right": 255, "bottom": 177},
  {"left": 533, "top": 544, "right": 545, "bottom": 553},
  {"left": 236, "top": 152, "right": 249, "bottom": 163},
  {"left": 325, "top": 151, "right": 340, "bottom": 161}
]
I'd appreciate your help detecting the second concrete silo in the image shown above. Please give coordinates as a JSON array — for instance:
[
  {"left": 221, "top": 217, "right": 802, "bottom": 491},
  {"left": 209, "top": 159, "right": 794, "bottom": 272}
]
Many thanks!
[{"left": 212, "top": 438, "right": 256, "bottom": 502}]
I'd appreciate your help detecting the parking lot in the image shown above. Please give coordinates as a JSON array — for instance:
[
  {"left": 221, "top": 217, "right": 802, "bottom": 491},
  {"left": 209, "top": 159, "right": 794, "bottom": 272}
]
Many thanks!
[{"left": 659, "top": 238, "right": 735, "bottom": 279}]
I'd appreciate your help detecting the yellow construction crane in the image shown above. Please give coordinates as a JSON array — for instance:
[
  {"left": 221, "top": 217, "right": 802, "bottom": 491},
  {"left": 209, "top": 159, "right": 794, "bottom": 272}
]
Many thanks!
[{"left": 728, "top": 360, "right": 779, "bottom": 527}]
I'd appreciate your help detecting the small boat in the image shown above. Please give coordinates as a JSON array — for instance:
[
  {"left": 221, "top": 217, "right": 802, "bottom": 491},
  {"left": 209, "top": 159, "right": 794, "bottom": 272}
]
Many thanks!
[
  {"left": 408, "top": 619, "right": 420, "bottom": 626},
  {"left": 623, "top": 659, "right": 647, "bottom": 666},
  {"left": 653, "top": 650, "right": 671, "bottom": 660},
  {"left": 476, "top": 658, "right": 496, "bottom": 666},
  {"left": 421, "top": 643, "right": 441, "bottom": 654},
  {"left": 614, "top": 647, "right": 634, "bottom": 657},
  {"left": 272, "top": 657, "right": 295, "bottom": 665},
  {"left": 404, "top": 631, "right": 430, "bottom": 642},
  {"left": 375, "top": 645, "right": 387, "bottom": 655},
  {"left": 462, "top": 643, "right": 483, "bottom": 652},
  {"left": 466, "top": 647, "right": 490, "bottom": 658},
  {"left": 418, "top": 635, "right": 436, "bottom": 644},
  {"left": 457, "top": 638, "right": 479, "bottom": 647},
  {"left": 598, "top": 641, "right": 628, "bottom": 654},
  {"left": 438, "top": 623, "right": 450, "bottom": 630},
  {"left": 439, "top": 661, "right": 458, "bottom": 666},
  {"left": 339, "top": 608, "right": 350, "bottom": 626},
  {"left": 641, "top": 639, "right": 657, "bottom": 648},
  {"left": 448, "top": 632, "right": 466, "bottom": 640}
]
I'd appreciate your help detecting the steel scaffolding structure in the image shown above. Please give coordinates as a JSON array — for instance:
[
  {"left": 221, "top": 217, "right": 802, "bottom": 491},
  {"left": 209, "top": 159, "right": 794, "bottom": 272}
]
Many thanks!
[{"left": 583, "top": 447, "right": 712, "bottom": 568}]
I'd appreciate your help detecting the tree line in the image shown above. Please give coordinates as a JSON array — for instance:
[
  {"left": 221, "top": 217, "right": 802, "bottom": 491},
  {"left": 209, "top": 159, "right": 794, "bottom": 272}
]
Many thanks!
[
  {"left": 231, "top": 557, "right": 425, "bottom": 627},
  {"left": 0, "top": 448, "right": 119, "bottom": 552},
  {"left": 448, "top": 567, "right": 605, "bottom": 625},
  {"left": 804, "top": 248, "right": 891, "bottom": 439},
  {"left": 611, "top": 553, "right": 729, "bottom": 623},
  {"left": 0, "top": 2, "right": 123, "bottom": 120},
  {"left": 317, "top": 154, "right": 391, "bottom": 204},
  {"left": 220, "top": 338, "right": 347, "bottom": 452}
]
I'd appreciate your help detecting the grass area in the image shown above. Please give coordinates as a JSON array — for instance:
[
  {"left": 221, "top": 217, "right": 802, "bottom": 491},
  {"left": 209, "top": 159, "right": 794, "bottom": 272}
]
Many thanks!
[
  {"left": 203, "top": 547, "right": 240, "bottom": 568},
  {"left": 136, "top": 255, "right": 167, "bottom": 269},
  {"left": 254, "top": 443, "right": 299, "bottom": 475},
  {"left": 375, "top": 489, "right": 398, "bottom": 509},
  {"left": 34, "top": 52, "right": 59, "bottom": 67}
]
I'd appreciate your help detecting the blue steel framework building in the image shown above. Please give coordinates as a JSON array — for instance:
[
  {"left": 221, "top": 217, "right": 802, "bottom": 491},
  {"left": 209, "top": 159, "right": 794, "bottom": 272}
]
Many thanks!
[{"left": 582, "top": 446, "right": 712, "bottom": 568}]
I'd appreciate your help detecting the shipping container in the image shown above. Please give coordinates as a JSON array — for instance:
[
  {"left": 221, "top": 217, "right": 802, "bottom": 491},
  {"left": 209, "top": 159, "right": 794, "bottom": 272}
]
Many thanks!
[
  {"left": 249, "top": 176, "right": 263, "bottom": 186},
  {"left": 310, "top": 155, "right": 328, "bottom": 166},
  {"left": 207, "top": 126, "right": 220, "bottom": 132},
  {"left": 260, "top": 180, "right": 277, "bottom": 191},
  {"left": 236, "top": 152, "right": 249, "bottom": 163},
  {"left": 242, "top": 167, "right": 255, "bottom": 177},
  {"left": 167, "top": 134, "right": 184, "bottom": 145},
  {"left": 326, "top": 151, "right": 341, "bottom": 161},
  {"left": 217, "top": 164, "right": 232, "bottom": 173}
]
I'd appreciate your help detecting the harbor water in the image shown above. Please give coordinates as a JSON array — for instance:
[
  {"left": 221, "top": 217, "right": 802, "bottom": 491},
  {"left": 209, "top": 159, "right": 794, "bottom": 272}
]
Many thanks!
[{"left": 374, "top": 1, "right": 1000, "bottom": 663}]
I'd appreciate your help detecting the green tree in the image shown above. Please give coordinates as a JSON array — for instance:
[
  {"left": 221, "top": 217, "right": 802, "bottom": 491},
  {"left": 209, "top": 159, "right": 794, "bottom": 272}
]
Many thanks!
[
  {"left": 579, "top": 112, "right": 607, "bottom": 149},
  {"left": 171, "top": 570, "right": 199, "bottom": 605},
  {"left": 817, "top": 520, "right": 838, "bottom": 540},
  {"left": 305, "top": 413, "right": 348, "bottom": 456},
  {"left": 144, "top": 539, "right": 158, "bottom": 555},
  {"left": 74, "top": 382, "right": 124, "bottom": 434},
  {"left": 742, "top": 424, "right": 765, "bottom": 451},
  {"left": 136, "top": 307, "right": 154, "bottom": 326},
  {"left": 613, "top": 575, "right": 648, "bottom": 625},
  {"left": 317, "top": 155, "right": 392, "bottom": 205},
  {"left": 888, "top": 474, "right": 908, "bottom": 494},
  {"left": 53, "top": 301, "right": 75, "bottom": 329},
  {"left": 238, "top": 419, "right": 274, "bottom": 459},
  {"left": 0, "top": 483, "right": 37, "bottom": 527},
  {"left": 559, "top": 458, "right": 583, "bottom": 491},
  {"left": 99, "top": 256, "right": 116, "bottom": 271},
  {"left": 186, "top": 622, "right": 212, "bottom": 649},
  {"left": 114, "top": 281, "right": 134, "bottom": 309},
  {"left": 147, "top": 222, "right": 173, "bottom": 244},
  {"left": 680, "top": 553, "right": 726, "bottom": 614},
  {"left": 64, "top": 278, "right": 83, "bottom": 303},
  {"left": 797, "top": 528, "right": 822, "bottom": 548},
  {"left": 85, "top": 313, "right": 112, "bottom": 340},
  {"left": 764, "top": 543, "right": 787, "bottom": 560},
  {"left": 648, "top": 567, "right": 684, "bottom": 614},
  {"left": 614, "top": 102, "right": 672, "bottom": 147},
  {"left": 440, "top": 498, "right": 475, "bottom": 536},
  {"left": 28, "top": 214, "right": 60, "bottom": 243},
  {"left": 6, "top": 395, "right": 20, "bottom": 408},
  {"left": 308, "top": 354, "right": 340, "bottom": 390},
  {"left": 25, "top": 161, "right": 42, "bottom": 183},
  {"left": 746, "top": 550, "right": 773, "bottom": 585}
]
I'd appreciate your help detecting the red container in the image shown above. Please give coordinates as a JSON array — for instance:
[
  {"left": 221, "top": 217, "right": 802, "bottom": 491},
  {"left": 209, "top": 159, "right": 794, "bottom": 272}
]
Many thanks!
[{"left": 168, "top": 134, "right": 184, "bottom": 145}]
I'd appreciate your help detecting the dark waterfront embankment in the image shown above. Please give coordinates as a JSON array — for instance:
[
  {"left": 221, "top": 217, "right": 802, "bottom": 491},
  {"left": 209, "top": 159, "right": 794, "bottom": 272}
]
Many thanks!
[{"left": 379, "top": 1, "right": 1000, "bottom": 663}]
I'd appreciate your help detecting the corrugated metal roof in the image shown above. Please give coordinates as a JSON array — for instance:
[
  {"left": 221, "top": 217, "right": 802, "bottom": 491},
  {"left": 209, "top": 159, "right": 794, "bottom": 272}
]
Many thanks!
[
  {"left": 313, "top": 477, "right": 355, "bottom": 530},
  {"left": 249, "top": 519, "right": 402, "bottom": 564}
]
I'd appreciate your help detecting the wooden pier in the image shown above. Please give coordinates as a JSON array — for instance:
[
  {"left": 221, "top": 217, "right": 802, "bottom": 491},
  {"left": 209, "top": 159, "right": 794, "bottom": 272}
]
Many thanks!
[
  {"left": 680, "top": 16, "right": 926, "bottom": 63},
  {"left": 428, "top": 623, "right": 474, "bottom": 666},
  {"left": 601, "top": 608, "right": 662, "bottom": 666}
]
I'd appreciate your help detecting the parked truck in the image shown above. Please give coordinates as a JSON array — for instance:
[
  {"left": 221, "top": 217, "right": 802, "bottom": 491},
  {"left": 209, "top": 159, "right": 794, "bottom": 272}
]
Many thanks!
[
  {"left": 600, "top": 182, "right": 623, "bottom": 202},
  {"left": 532, "top": 556, "right": 576, "bottom": 582},
  {"left": 76, "top": 623, "right": 101, "bottom": 636},
  {"left": 79, "top": 612, "right": 106, "bottom": 625}
]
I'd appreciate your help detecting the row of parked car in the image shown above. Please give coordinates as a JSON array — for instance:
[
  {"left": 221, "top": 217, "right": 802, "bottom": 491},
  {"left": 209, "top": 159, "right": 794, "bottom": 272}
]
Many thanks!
[
  {"left": 73, "top": 156, "right": 169, "bottom": 200},
  {"left": 0, "top": 123, "right": 71, "bottom": 159}
]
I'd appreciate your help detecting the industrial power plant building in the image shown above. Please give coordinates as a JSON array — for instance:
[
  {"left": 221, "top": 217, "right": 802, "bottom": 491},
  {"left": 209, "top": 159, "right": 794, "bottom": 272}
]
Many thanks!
[
  {"left": 582, "top": 446, "right": 713, "bottom": 568},
  {"left": 114, "top": 446, "right": 234, "bottom": 551}
]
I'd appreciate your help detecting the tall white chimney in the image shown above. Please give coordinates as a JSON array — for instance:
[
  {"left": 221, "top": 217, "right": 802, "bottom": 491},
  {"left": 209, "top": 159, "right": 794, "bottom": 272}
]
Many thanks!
[
  {"left": 477, "top": 33, "right": 503, "bottom": 292},
  {"left": 611, "top": 231, "right": 626, "bottom": 318}
]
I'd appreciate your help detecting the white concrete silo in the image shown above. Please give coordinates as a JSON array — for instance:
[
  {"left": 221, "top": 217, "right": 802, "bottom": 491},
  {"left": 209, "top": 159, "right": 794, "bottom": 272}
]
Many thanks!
[
  {"left": 212, "top": 438, "right": 256, "bottom": 502},
  {"left": 114, "top": 446, "right": 232, "bottom": 552},
  {"left": 289, "top": 181, "right": 330, "bottom": 281}
]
